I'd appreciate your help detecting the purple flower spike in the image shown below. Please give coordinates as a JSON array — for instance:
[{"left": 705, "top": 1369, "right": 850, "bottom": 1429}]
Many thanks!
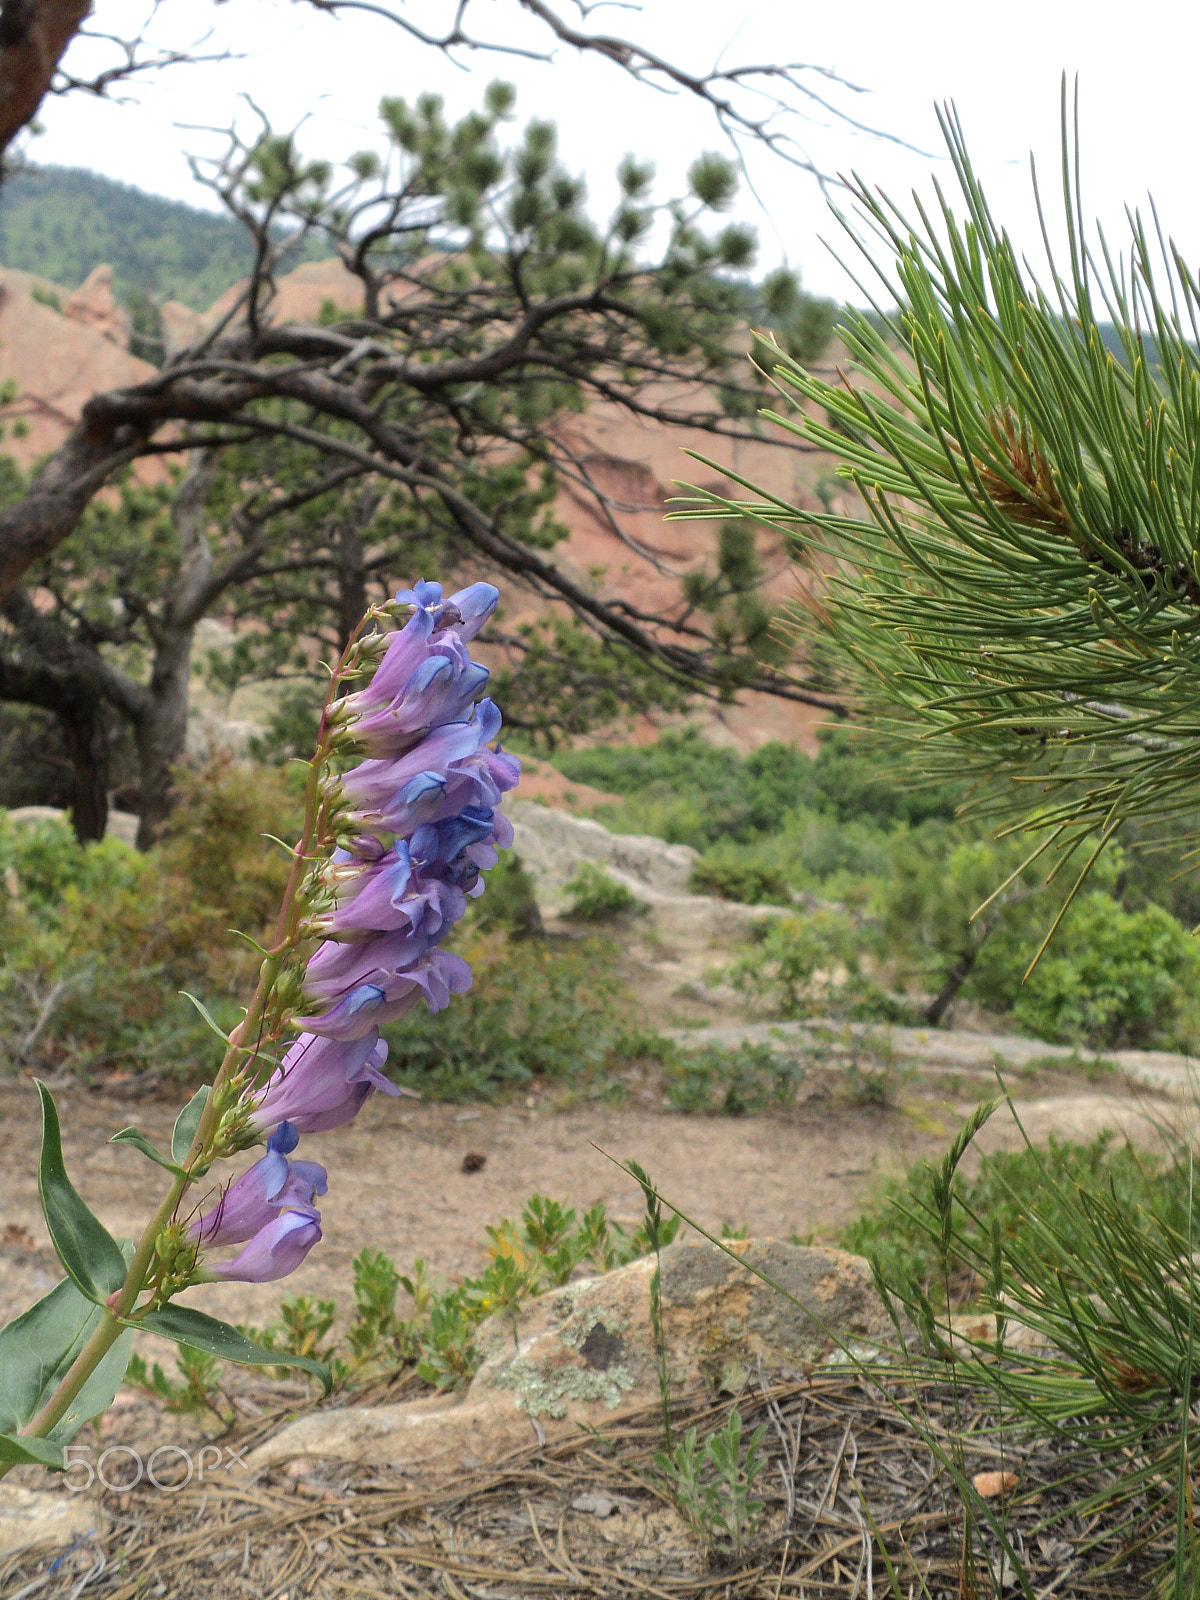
[
  {"left": 187, "top": 1122, "right": 327, "bottom": 1248},
  {"left": 262, "top": 578, "right": 514, "bottom": 1095},
  {"left": 350, "top": 643, "right": 491, "bottom": 759},
  {"left": 296, "top": 947, "right": 472, "bottom": 1038},
  {"left": 304, "top": 924, "right": 438, "bottom": 1000},
  {"left": 326, "top": 844, "right": 466, "bottom": 942},
  {"left": 339, "top": 712, "right": 491, "bottom": 808},
  {"left": 393, "top": 578, "right": 498, "bottom": 640},
  {"left": 395, "top": 578, "right": 444, "bottom": 612},
  {"left": 206, "top": 1209, "right": 323, "bottom": 1283},
  {"left": 250, "top": 1029, "right": 398, "bottom": 1133},
  {"left": 342, "top": 605, "right": 434, "bottom": 716}
]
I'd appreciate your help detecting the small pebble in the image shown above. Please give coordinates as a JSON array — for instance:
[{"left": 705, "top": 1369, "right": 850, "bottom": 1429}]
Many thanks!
[
  {"left": 571, "top": 1493, "right": 617, "bottom": 1517},
  {"left": 971, "top": 1470, "right": 1018, "bottom": 1498},
  {"left": 314, "top": 1540, "right": 330, "bottom": 1555}
]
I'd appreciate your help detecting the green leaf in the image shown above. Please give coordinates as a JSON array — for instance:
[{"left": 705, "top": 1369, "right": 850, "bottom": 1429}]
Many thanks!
[
  {"left": 36, "top": 1081, "right": 126, "bottom": 1305},
  {"left": 171, "top": 1084, "right": 211, "bottom": 1166},
  {"left": 0, "top": 1433, "right": 64, "bottom": 1469},
  {"left": 136, "top": 1304, "right": 332, "bottom": 1396},
  {"left": 110, "top": 1127, "right": 186, "bottom": 1177},
  {"left": 179, "top": 991, "right": 230, "bottom": 1045},
  {"left": 0, "top": 1252, "right": 135, "bottom": 1454}
]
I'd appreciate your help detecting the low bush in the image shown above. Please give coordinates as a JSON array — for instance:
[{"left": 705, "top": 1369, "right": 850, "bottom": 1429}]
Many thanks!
[
  {"left": 722, "top": 910, "right": 876, "bottom": 1019},
  {"left": 553, "top": 726, "right": 960, "bottom": 848},
  {"left": 967, "top": 890, "right": 1200, "bottom": 1050},
  {"left": 688, "top": 857, "right": 790, "bottom": 905},
  {"left": 554, "top": 729, "right": 1200, "bottom": 1053},
  {"left": 0, "top": 756, "right": 302, "bottom": 1079},
  {"left": 561, "top": 861, "right": 646, "bottom": 921},
  {"left": 662, "top": 1041, "right": 806, "bottom": 1114},
  {"left": 382, "top": 929, "right": 628, "bottom": 1099}
]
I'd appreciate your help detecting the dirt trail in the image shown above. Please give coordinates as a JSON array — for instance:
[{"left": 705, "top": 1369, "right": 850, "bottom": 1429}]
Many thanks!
[{"left": 0, "top": 1048, "right": 1180, "bottom": 1342}]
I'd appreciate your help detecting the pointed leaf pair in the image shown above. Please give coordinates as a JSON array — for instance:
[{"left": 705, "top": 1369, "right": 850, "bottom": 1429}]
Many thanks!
[
  {"left": 136, "top": 1304, "right": 332, "bottom": 1396},
  {"left": 171, "top": 1084, "right": 211, "bottom": 1167},
  {"left": 110, "top": 1126, "right": 186, "bottom": 1177},
  {"left": 108, "top": 1084, "right": 212, "bottom": 1178},
  {"left": 0, "top": 1433, "right": 65, "bottom": 1469}
]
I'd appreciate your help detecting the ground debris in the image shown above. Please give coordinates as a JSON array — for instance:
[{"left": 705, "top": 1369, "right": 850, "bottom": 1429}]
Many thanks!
[{"left": 0, "top": 1371, "right": 1161, "bottom": 1599}]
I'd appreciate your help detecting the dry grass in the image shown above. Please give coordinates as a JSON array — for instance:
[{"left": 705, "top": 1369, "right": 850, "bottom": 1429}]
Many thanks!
[{"left": 1, "top": 1369, "right": 1166, "bottom": 1600}]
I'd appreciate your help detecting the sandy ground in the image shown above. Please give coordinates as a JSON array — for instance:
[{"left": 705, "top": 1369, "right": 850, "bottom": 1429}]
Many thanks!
[{"left": 0, "top": 1053, "right": 1177, "bottom": 1344}]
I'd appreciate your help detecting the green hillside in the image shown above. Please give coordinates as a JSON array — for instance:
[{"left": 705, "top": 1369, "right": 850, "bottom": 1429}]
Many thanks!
[{"left": 0, "top": 165, "right": 258, "bottom": 310}]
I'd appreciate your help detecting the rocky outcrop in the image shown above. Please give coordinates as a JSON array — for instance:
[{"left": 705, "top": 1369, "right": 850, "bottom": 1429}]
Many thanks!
[
  {"left": 0, "top": 266, "right": 155, "bottom": 469},
  {"left": 507, "top": 798, "right": 789, "bottom": 955},
  {"left": 63, "top": 265, "right": 129, "bottom": 347},
  {"left": 245, "top": 1239, "right": 902, "bottom": 1474},
  {"left": 508, "top": 798, "right": 697, "bottom": 903},
  {"left": 160, "top": 299, "right": 205, "bottom": 357}
]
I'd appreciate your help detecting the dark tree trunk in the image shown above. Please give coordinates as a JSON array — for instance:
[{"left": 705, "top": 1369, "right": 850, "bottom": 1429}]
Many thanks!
[
  {"left": 133, "top": 625, "right": 193, "bottom": 847},
  {"left": 57, "top": 692, "right": 110, "bottom": 843},
  {"left": 133, "top": 448, "right": 219, "bottom": 848},
  {"left": 924, "top": 945, "right": 980, "bottom": 1027},
  {"left": 0, "top": 0, "right": 90, "bottom": 160},
  {"left": 335, "top": 502, "right": 373, "bottom": 652},
  {"left": 0, "top": 593, "right": 125, "bottom": 844}
]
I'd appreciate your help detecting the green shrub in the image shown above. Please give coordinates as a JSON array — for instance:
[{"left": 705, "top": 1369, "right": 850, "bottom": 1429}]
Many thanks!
[
  {"left": 382, "top": 929, "right": 626, "bottom": 1098},
  {"left": 553, "top": 726, "right": 960, "bottom": 849},
  {"left": 0, "top": 756, "right": 303, "bottom": 1078},
  {"left": 688, "top": 857, "right": 790, "bottom": 905},
  {"left": 562, "top": 861, "right": 646, "bottom": 921},
  {"left": 967, "top": 890, "right": 1200, "bottom": 1050},
  {"left": 247, "top": 682, "right": 324, "bottom": 765},
  {"left": 663, "top": 1041, "right": 806, "bottom": 1114},
  {"left": 723, "top": 910, "right": 872, "bottom": 1018}
]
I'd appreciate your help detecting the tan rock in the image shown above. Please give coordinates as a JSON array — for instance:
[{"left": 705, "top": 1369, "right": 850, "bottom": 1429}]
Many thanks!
[
  {"left": 63, "top": 265, "right": 129, "bottom": 348},
  {"left": 506, "top": 798, "right": 791, "bottom": 952},
  {"left": 245, "top": 1239, "right": 902, "bottom": 1474},
  {"left": 160, "top": 300, "right": 205, "bottom": 357},
  {"left": 0, "top": 1482, "right": 106, "bottom": 1559},
  {"left": 204, "top": 258, "right": 366, "bottom": 330}
]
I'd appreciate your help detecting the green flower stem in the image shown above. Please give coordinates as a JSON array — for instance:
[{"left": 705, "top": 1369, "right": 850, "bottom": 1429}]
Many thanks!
[
  {"left": 10, "top": 615, "right": 381, "bottom": 1462},
  {"left": 19, "top": 1170, "right": 189, "bottom": 1443}
]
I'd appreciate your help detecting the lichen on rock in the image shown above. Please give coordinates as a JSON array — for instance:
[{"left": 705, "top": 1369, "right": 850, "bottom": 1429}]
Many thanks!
[{"left": 486, "top": 1352, "right": 637, "bottom": 1417}]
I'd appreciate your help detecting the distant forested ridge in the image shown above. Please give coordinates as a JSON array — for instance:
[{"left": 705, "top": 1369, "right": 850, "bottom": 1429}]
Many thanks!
[{"left": 0, "top": 165, "right": 258, "bottom": 308}]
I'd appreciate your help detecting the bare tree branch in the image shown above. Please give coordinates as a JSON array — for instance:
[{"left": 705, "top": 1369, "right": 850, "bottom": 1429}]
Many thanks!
[{"left": 2, "top": 0, "right": 906, "bottom": 175}]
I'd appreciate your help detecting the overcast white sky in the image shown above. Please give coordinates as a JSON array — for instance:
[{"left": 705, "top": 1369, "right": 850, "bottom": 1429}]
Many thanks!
[{"left": 27, "top": 0, "right": 1200, "bottom": 304}]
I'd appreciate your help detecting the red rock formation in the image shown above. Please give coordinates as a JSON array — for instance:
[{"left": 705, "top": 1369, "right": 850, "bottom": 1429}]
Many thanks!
[
  {"left": 0, "top": 267, "right": 155, "bottom": 467},
  {"left": 63, "top": 265, "right": 130, "bottom": 348}
]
